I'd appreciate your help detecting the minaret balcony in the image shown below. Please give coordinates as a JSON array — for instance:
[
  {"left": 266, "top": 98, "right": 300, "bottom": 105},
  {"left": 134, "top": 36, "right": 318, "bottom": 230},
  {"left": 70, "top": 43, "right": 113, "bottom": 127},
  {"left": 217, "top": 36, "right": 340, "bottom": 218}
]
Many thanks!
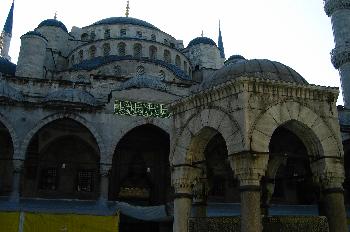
[
  {"left": 331, "top": 44, "right": 350, "bottom": 69},
  {"left": 324, "top": 0, "right": 350, "bottom": 16}
]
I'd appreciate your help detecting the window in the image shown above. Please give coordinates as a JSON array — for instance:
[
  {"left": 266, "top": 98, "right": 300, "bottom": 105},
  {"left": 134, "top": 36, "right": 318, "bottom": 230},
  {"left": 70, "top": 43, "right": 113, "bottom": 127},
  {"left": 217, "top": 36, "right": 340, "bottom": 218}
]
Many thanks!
[
  {"left": 159, "top": 70, "right": 165, "bottom": 78},
  {"left": 164, "top": 49, "right": 171, "bottom": 63},
  {"left": 163, "top": 39, "right": 168, "bottom": 45},
  {"left": 78, "top": 50, "right": 84, "bottom": 62},
  {"left": 151, "top": 34, "right": 156, "bottom": 41},
  {"left": 133, "top": 43, "right": 142, "bottom": 58},
  {"left": 81, "top": 33, "right": 89, "bottom": 41},
  {"left": 77, "top": 170, "right": 94, "bottom": 192},
  {"left": 103, "top": 43, "right": 111, "bottom": 56},
  {"left": 170, "top": 43, "right": 175, "bottom": 48},
  {"left": 175, "top": 55, "right": 181, "bottom": 67},
  {"left": 184, "top": 61, "right": 188, "bottom": 72},
  {"left": 89, "top": 46, "right": 96, "bottom": 59},
  {"left": 136, "top": 31, "right": 142, "bottom": 38},
  {"left": 118, "top": 42, "right": 126, "bottom": 56},
  {"left": 120, "top": 29, "right": 126, "bottom": 36},
  {"left": 90, "top": 31, "right": 96, "bottom": 41},
  {"left": 149, "top": 46, "right": 157, "bottom": 60},
  {"left": 114, "top": 65, "right": 121, "bottom": 76},
  {"left": 136, "top": 66, "right": 145, "bottom": 75},
  {"left": 39, "top": 168, "right": 58, "bottom": 190},
  {"left": 104, "top": 29, "right": 111, "bottom": 39},
  {"left": 71, "top": 55, "right": 75, "bottom": 65}
]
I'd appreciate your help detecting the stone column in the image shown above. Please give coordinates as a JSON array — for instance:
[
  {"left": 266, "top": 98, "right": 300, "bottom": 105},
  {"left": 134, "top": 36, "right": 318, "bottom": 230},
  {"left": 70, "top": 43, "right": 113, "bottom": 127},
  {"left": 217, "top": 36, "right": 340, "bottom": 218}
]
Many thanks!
[
  {"left": 97, "top": 164, "right": 111, "bottom": 207},
  {"left": 192, "top": 178, "right": 208, "bottom": 218},
  {"left": 228, "top": 153, "right": 269, "bottom": 232},
  {"left": 9, "top": 159, "right": 23, "bottom": 203},
  {"left": 312, "top": 158, "right": 347, "bottom": 232},
  {"left": 172, "top": 166, "right": 199, "bottom": 232}
]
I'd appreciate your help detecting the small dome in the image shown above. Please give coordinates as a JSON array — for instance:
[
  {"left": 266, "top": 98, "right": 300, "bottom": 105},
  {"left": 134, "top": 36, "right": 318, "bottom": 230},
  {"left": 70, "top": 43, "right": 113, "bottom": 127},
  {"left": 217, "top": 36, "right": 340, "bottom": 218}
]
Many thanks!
[
  {"left": 201, "top": 59, "right": 308, "bottom": 90},
  {"left": 0, "top": 57, "right": 16, "bottom": 75},
  {"left": 117, "top": 75, "right": 168, "bottom": 92},
  {"left": 43, "top": 88, "right": 100, "bottom": 106},
  {"left": 38, "top": 19, "right": 68, "bottom": 33},
  {"left": 188, "top": 37, "right": 217, "bottom": 47},
  {"left": 92, "top": 17, "right": 159, "bottom": 30},
  {"left": 0, "top": 80, "right": 24, "bottom": 101},
  {"left": 21, "top": 31, "right": 47, "bottom": 41}
]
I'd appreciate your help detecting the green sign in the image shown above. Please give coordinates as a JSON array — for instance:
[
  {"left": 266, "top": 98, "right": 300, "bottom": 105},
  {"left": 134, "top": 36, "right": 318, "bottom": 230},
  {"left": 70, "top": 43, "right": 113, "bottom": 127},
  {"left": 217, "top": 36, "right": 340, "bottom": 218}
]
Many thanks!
[{"left": 114, "top": 99, "right": 171, "bottom": 118}]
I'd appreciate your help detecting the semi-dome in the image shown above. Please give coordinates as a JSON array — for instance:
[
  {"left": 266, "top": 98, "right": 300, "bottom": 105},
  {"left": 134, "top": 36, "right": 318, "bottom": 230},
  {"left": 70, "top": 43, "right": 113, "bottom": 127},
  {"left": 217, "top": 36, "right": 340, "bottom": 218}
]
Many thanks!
[
  {"left": 201, "top": 59, "right": 308, "bottom": 90},
  {"left": 37, "top": 19, "right": 68, "bottom": 33},
  {"left": 43, "top": 88, "right": 100, "bottom": 106},
  {"left": 117, "top": 74, "right": 168, "bottom": 92},
  {"left": 92, "top": 17, "right": 159, "bottom": 30},
  {"left": 21, "top": 31, "right": 47, "bottom": 40},
  {"left": 188, "top": 37, "right": 217, "bottom": 48},
  {"left": 0, "top": 57, "right": 16, "bottom": 75},
  {"left": 0, "top": 80, "right": 24, "bottom": 101}
]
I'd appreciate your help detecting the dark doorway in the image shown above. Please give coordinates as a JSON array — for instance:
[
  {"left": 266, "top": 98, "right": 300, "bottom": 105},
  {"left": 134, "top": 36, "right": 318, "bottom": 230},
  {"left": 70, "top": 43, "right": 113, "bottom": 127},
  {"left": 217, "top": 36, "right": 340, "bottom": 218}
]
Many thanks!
[{"left": 0, "top": 122, "right": 13, "bottom": 196}]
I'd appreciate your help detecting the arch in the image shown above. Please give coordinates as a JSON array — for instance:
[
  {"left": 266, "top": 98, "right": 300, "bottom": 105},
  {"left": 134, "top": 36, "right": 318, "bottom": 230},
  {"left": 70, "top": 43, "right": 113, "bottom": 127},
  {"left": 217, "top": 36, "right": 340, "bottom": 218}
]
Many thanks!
[
  {"left": 0, "top": 113, "right": 19, "bottom": 157},
  {"left": 108, "top": 119, "right": 170, "bottom": 164},
  {"left": 175, "top": 55, "right": 181, "bottom": 68},
  {"left": 171, "top": 108, "right": 244, "bottom": 165},
  {"left": 250, "top": 101, "right": 342, "bottom": 158},
  {"left": 133, "top": 43, "right": 142, "bottom": 58},
  {"left": 20, "top": 113, "right": 106, "bottom": 162},
  {"left": 89, "top": 45, "right": 96, "bottom": 59},
  {"left": 118, "top": 42, "right": 126, "bottom": 56},
  {"left": 102, "top": 43, "right": 111, "bottom": 56},
  {"left": 149, "top": 45, "right": 157, "bottom": 60}
]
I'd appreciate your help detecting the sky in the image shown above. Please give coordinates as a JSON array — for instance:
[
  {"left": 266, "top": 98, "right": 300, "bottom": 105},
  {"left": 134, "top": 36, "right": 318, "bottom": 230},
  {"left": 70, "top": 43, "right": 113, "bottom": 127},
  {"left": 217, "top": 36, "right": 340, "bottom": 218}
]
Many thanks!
[{"left": 0, "top": 0, "right": 343, "bottom": 104}]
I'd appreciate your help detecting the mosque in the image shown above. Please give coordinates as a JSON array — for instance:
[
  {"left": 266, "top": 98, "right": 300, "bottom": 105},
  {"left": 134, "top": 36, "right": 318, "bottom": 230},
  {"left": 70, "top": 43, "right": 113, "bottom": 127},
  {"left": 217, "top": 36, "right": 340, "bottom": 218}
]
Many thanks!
[{"left": 0, "top": 0, "right": 349, "bottom": 231}]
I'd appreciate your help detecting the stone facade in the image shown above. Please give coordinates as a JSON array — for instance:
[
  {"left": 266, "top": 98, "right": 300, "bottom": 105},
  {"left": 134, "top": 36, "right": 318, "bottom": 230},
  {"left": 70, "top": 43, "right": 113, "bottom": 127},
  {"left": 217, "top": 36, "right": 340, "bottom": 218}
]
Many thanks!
[{"left": 0, "top": 2, "right": 348, "bottom": 232}]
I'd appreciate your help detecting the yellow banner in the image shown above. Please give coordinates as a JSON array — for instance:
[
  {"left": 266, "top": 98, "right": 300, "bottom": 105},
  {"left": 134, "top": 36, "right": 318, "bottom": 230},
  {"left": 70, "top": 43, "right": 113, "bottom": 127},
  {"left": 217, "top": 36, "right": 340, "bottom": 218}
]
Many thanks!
[
  {"left": 0, "top": 211, "right": 20, "bottom": 232},
  {"left": 23, "top": 212, "right": 119, "bottom": 232}
]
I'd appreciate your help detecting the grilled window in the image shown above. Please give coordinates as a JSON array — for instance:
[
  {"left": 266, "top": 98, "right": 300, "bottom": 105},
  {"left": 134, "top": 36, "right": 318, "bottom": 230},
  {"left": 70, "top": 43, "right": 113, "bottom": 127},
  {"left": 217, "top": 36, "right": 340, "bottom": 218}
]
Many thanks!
[
  {"left": 104, "top": 29, "right": 111, "bottom": 39},
  {"left": 120, "top": 29, "right": 126, "bottom": 36},
  {"left": 39, "top": 168, "right": 58, "bottom": 190},
  {"left": 77, "top": 170, "right": 94, "bottom": 192}
]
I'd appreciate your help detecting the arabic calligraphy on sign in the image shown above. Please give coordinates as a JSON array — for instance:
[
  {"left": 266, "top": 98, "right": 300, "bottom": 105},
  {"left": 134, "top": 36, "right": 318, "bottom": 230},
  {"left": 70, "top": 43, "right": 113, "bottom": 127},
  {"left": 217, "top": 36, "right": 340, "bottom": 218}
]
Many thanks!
[{"left": 114, "top": 100, "right": 171, "bottom": 118}]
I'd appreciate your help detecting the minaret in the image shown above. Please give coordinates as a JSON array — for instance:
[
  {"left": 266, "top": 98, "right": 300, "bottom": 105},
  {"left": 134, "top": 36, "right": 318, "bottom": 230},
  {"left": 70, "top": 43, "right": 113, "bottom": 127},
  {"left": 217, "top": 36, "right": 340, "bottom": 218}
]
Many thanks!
[
  {"left": 218, "top": 20, "right": 225, "bottom": 59},
  {"left": 0, "top": 0, "right": 14, "bottom": 60},
  {"left": 125, "top": 0, "right": 130, "bottom": 17},
  {"left": 324, "top": 0, "right": 350, "bottom": 108}
]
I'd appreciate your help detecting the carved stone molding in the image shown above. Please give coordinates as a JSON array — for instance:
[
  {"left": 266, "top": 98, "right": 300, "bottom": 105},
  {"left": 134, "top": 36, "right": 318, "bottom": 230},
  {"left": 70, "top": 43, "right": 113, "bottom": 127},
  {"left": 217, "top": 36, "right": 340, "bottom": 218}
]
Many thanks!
[
  {"left": 324, "top": 0, "right": 350, "bottom": 16},
  {"left": 228, "top": 153, "right": 269, "bottom": 186},
  {"left": 311, "top": 158, "right": 345, "bottom": 189},
  {"left": 331, "top": 45, "right": 350, "bottom": 69},
  {"left": 172, "top": 165, "right": 201, "bottom": 194}
]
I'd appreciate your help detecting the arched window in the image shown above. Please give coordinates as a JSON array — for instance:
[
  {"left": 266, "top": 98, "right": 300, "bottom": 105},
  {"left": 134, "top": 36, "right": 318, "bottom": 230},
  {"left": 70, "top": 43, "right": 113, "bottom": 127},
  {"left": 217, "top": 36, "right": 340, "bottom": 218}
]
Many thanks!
[
  {"left": 151, "top": 34, "right": 156, "bottom": 41},
  {"left": 81, "top": 33, "right": 89, "bottom": 41},
  {"left": 149, "top": 46, "right": 157, "bottom": 60},
  {"left": 133, "top": 43, "right": 142, "bottom": 58},
  {"left": 159, "top": 70, "right": 165, "bottom": 78},
  {"left": 136, "top": 31, "right": 142, "bottom": 38},
  {"left": 184, "top": 61, "right": 188, "bottom": 72},
  {"left": 78, "top": 50, "right": 84, "bottom": 62},
  {"left": 104, "top": 29, "right": 111, "bottom": 39},
  {"left": 175, "top": 55, "right": 181, "bottom": 67},
  {"left": 120, "top": 29, "right": 126, "bottom": 36},
  {"left": 71, "top": 55, "right": 75, "bottom": 65},
  {"left": 114, "top": 65, "right": 121, "bottom": 76},
  {"left": 164, "top": 49, "right": 171, "bottom": 63},
  {"left": 89, "top": 46, "right": 96, "bottom": 59},
  {"left": 90, "top": 31, "right": 96, "bottom": 41},
  {"left": 118, "top": 42, "right": 126, "bottom": 56},
  {"left": 136, "top": 66, "right": 145, "bottom": 76},
  {"left": 103, "top": 43, "right": 111, "bottom": 56}
]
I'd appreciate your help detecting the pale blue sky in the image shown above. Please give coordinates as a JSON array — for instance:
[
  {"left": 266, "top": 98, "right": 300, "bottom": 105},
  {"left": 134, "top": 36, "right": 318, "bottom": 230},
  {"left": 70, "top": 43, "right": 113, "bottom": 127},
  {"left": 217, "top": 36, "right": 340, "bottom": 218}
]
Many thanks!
[{"left": 0, "top": 0, "right": 343, "bottom": 104}]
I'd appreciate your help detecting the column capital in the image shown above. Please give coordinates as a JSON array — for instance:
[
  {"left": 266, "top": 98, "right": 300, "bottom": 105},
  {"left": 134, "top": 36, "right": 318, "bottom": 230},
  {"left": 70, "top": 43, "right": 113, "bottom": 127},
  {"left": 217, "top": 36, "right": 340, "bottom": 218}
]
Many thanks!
[
  {"left": 311, "top": 158, "right": 345, "bottom": 190},
  {"left": 99, "top": 163, "right": 112, "bottom": 177},
  {"left": 324, "top": 0, "right": 350, "bottom": 16},
  {"left": 171, "top": 165, "right": 201, "bottom": 195},
  {"left": 228, "top": 153, "right": 269, "bottom": 187},
  {"left": 12, "top": 159, "right": 24, "bottom": 173}
]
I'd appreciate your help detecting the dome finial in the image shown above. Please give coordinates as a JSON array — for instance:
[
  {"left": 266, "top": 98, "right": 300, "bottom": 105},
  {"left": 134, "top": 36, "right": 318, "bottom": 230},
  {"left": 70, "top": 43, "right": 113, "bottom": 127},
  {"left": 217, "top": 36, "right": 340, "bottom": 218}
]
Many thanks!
[
  {"left": 54, "top": 11, "right": 57, "bottom": 20},
  {"left": 201, "top": 30, "right": 204, "bottom": 37},
  {"left": 125, "top": 0, "right": 130, "bottom": 17}
]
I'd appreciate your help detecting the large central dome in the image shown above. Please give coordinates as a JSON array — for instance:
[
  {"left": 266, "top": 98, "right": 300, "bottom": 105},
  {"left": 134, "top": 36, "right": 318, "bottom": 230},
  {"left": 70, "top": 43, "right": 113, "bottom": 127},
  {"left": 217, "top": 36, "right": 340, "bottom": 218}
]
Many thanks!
[{"left": 91, "top": 17, "right": 159, "bottom": 30}]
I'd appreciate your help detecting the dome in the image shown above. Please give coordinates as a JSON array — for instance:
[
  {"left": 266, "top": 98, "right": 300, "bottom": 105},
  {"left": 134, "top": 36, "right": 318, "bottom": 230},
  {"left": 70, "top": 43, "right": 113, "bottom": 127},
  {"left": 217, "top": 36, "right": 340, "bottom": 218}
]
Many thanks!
[
  {"left": 201, "top": 59, "right": 308, "bottom": 90},
  {"left": 0, "top": 57, "right": 16, "bottom": 75},
  {"left": 21, "top": 31, "right": 47, "bottom": 41},
  {"left": 92, "top": 17, "right": 159, "bottom": 30},
  {"left": 0, "top": 80, "right": 24, "bottom": 101},
  {"left": 37, "top": 19, "right": 68, "bottom": 33},
  {"left": 188, "top": 37, "right": 217, "bottom": 48},
  {"left": 43, "top": 88, "right": 100, "bottom": 106}
]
